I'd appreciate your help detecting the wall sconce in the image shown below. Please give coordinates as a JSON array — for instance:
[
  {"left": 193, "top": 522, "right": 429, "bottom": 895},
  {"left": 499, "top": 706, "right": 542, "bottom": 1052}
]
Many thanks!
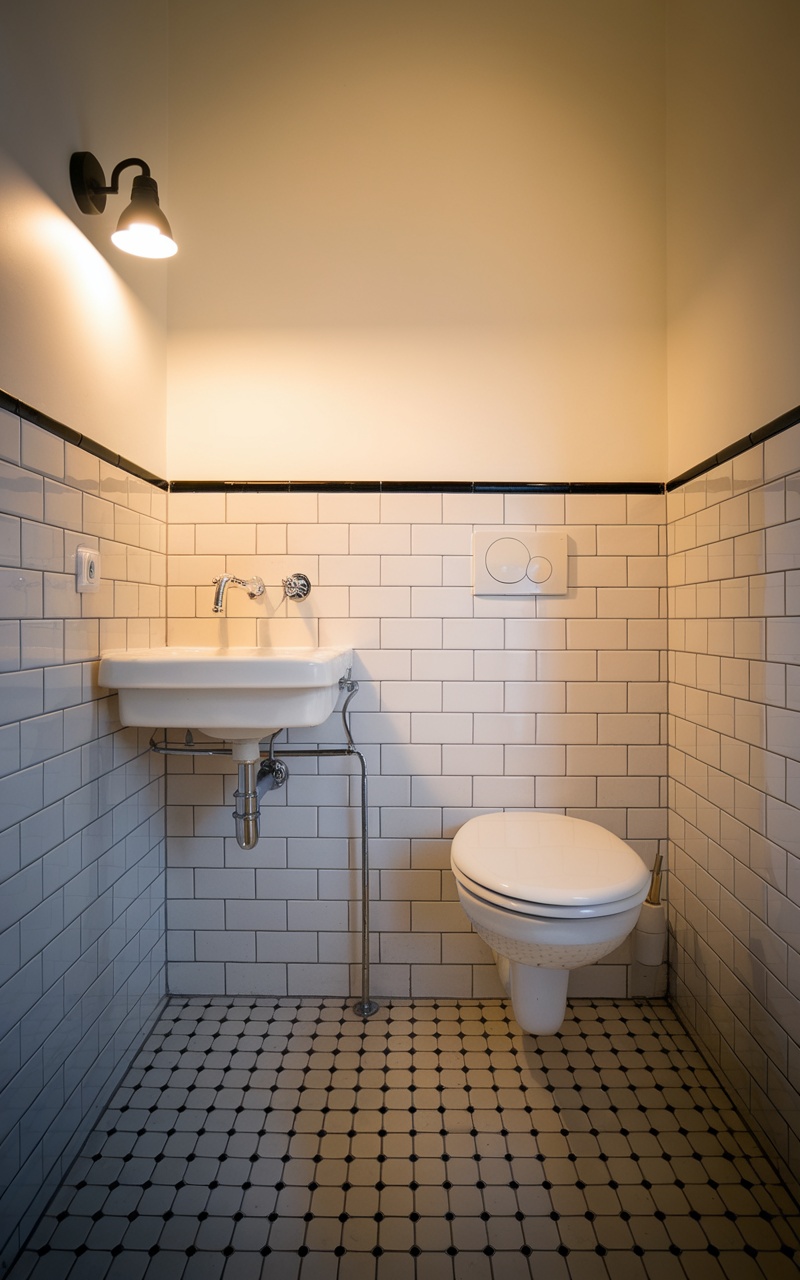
[{"left": 69, "top": 152, "right": 177, "bottom": 258}]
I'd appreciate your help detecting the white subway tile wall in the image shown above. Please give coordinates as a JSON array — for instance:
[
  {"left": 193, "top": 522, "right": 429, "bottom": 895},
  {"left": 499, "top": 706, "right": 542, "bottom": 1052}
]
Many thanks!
[
  {"left": 0, "top": 410, "right": 167, "bottom": 1270},
  {"left": 165, "top": 487, "right": 668, "bottom": 1007},
  {"left": 667, "top": 423, "right": 800, "bottom": 1187},
  {"left": 5, "top": 406, "right": 800, "bottom": 1268}
]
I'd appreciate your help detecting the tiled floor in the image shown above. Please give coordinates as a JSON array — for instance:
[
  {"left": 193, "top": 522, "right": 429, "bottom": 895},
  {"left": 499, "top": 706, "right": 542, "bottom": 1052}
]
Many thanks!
[{"left": 9, "top": 998, "right": 800, "bottom": 1280}]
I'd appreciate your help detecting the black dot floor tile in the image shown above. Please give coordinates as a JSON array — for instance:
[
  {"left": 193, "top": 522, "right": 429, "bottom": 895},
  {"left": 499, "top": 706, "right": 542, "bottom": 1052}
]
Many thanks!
[{"left": 7, "top": 998, "right": 800, "bottom": 1280}]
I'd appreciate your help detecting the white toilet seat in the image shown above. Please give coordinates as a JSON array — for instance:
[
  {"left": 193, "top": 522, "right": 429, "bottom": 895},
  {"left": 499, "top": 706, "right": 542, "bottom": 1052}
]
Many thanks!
[
  {"left": 452, "top": 865, "right": 648, "bottom": 920},
  {"left": 451, "top": 811, "right": 650, "bottom": 915}
]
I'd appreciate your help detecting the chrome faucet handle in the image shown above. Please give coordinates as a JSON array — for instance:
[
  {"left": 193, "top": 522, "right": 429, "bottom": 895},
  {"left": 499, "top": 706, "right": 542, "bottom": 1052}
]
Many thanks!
[
  {"left": 242, "top": 576, "right": 265, "bottom": 599},
  {"left": 282, "top": 573, "right": 312, "bottom": 601}
]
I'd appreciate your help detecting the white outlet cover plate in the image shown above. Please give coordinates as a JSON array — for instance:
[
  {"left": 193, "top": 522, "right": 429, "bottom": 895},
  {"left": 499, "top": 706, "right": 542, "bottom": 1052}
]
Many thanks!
[
  {"left": 473, "top": 528, "right": 568, "bottom": 595},
  {"left": 76, "top": 545, "right": 101, "bottom": 592}
]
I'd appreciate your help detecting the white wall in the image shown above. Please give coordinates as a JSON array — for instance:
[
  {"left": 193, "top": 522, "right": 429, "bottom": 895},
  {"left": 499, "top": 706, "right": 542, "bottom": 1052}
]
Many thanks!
[
  {"left": 667, "top": 425, "right": 800, "bottom": 1186},
  {"left": 0, "top": 0, "right": 170, "bottom": 476},
  {"left": 0, "top": 409, "right": 167, "bottom": 1269},
  {"left": 165, "top": 484, "right": 667, "bottom": 1002},
  {"left": 664, "top": 0, "right": 800, "bottom": 1189},
  {"left": 2, "top": 0, "right": 798, "bottom": 485},
  {"left": 166, "top": 0, "right": 666, "bottom": 482},
  {"left": 665, "top": 0, "right": 800, "bottom": 478}
]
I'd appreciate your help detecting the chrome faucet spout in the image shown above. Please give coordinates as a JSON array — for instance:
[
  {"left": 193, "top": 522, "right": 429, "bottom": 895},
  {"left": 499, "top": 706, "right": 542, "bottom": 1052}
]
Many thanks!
[
  {"left": 212, "top": 574, "right": 265, "bottom": 614},
  {"left": 212, "top": 574, "right": 232, "bottom": 613}
]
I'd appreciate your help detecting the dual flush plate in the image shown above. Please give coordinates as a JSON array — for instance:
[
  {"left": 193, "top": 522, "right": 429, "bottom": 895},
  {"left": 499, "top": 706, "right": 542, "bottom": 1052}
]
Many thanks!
[{"left": 472, "top": 528, "right": 568, "bottom": 596}]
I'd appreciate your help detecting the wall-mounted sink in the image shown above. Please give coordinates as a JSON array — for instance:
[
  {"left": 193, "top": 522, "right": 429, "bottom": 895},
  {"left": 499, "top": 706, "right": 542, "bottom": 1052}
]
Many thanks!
[{"left": 99, "top": 645, "right": 353, "bottom": 760}]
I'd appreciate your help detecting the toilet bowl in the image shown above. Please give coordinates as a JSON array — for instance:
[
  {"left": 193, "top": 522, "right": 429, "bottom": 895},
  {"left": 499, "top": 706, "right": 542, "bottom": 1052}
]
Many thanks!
[{"left": 451, "top": 811, "right": 651, "bottom": 1035}]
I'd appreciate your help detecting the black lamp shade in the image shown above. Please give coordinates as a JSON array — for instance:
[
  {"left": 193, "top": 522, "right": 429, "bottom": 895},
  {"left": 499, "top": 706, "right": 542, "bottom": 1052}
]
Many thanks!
[{"left": 111, "top": 174, "right": 177, "bottom": 258}]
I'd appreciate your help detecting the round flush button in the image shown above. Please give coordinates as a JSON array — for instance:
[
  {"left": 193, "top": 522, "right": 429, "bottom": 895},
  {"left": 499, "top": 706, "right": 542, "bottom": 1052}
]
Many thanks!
[
  {"left": 527, "top": 556, "right": 553, "bottom": 584},
  {"left": 485, "top": 537, "right": 529, "bottom": 583}
]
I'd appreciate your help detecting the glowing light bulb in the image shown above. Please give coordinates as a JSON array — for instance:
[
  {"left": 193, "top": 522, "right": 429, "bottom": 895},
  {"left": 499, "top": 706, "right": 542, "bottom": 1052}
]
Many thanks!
[{"left": 111, "top": 222, "right": 177, "bottom": 258}]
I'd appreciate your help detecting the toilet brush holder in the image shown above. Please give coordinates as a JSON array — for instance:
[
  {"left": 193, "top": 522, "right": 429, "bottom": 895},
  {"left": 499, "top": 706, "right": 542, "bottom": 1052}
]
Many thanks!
[
  {"left": 635, "top": 900, "right": 666, "bottom": 964},
  {"left": 634, "top": 855, "right": 666, "bottom": 966}
]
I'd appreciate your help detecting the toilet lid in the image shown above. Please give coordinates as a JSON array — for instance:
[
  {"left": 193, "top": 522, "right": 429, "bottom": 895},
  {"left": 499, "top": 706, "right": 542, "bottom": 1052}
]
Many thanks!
[{"left": 450, "top": 812, "right": 650, "bottom": 908}]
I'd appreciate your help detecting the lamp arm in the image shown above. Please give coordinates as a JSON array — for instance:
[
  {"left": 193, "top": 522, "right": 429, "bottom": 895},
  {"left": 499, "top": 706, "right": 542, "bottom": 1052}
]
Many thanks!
[{"left": 98, "top": 158, "right": 152, "bottom": 196}]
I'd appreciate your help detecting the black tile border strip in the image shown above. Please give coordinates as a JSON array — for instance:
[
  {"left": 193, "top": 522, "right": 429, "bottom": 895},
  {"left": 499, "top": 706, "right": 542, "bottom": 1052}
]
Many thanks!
[
  {"left": 168, "top": 479, "right": 665, "bottom": 495},
  {"left": 666, "top": 403, "right": 800, "bottom": 491},
  {"left": 3, "top": 384, "right": 798, "bottom": 496},
  {"left": 0, "top": 387, "right": 169, "bottom": 490}
]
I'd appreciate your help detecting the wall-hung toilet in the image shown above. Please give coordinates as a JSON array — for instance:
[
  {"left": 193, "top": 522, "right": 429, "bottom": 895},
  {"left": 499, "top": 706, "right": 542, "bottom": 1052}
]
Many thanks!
[{"left": 451, "top": 812, "right": 651, "bottom": 1035}]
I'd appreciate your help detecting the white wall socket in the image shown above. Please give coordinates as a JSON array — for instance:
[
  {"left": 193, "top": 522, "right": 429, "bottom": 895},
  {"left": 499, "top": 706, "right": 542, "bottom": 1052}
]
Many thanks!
[
  {"left": 76, "top": 546, "right": 101, "bottom": 592},
  {"left": 473, "top": 528, "right": 568, "bottom": 595}
]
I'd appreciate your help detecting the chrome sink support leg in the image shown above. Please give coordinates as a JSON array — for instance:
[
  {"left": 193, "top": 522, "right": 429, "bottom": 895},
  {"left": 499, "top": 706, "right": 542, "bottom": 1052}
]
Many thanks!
[
  {"left": 256, "top": 680, "right": 379, "bottom": 1020},
  {"left": 352, "top": 747, "right": 378, "bottom": 1019},
  {"left": 340, "top": 676, "right": 378, "bottom": 1019}
]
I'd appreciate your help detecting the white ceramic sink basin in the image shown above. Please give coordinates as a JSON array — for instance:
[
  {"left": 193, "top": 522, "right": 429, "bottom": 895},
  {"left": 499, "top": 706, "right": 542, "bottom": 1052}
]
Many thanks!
[{"left": 99, "top": 646, "right": 353, "bottom": 754}]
